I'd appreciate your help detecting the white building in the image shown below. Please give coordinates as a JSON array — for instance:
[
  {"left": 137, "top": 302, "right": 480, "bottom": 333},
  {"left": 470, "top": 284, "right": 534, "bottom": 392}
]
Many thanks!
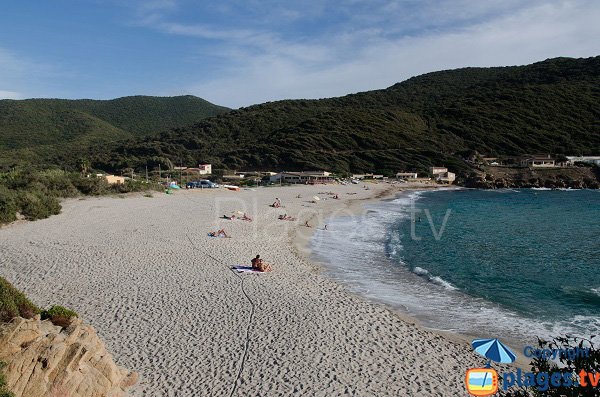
[
  {"left": 198, "top": 164, "right": 212, "bottom": 175},
  {"left": 437, "top": 172, "right": 456, "bottom": 184},
  {"left": 270, "top": 171, "right": 333, "bottom": 184},
  {"left": 396, "top": 172, "right": 418, "bottom": 179},
  {"left": 520, "top": 156, "right": 556, "bottom": 168},
  {"left": 566, "top": 156, "right": 600, "bottom": 166},
  {"left": 430, "top": 167, "right": 448, "bottom": 175},
  {"left": 352, "top": 173, "right": 384, "bottom": 180}
]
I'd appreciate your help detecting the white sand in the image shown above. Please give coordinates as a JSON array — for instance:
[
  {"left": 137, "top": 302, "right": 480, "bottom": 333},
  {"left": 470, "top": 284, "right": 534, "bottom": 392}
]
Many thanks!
[{"left": 0, "top": 183, "right": 491, "bottom": 396}]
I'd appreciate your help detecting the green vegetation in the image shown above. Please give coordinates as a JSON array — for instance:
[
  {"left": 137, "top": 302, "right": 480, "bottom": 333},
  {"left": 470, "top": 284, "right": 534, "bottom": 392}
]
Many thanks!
[
  {"left": 41, "top": 305, "right": 78, "bottom": 328},
  {"left": 0, "top": 277, "right": 40, "bottom": 323},
  {"left": 0, "top": 361, "right": 14, "bottom": 397},
  {"left": 0, "top": 95, "right": 229, "bottom": 168},
  {"left": 0, "top": 57, "right": 598, "bottom": 180},
  {"left": 0, "top": 169, "right": 162, "bottom": 224},
  {"left": 84, "top": 56, "right": 599, "bottom": 178}
]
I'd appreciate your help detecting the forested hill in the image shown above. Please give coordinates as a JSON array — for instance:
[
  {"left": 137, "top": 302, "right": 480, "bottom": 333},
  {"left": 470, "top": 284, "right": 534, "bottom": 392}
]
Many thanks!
[
  {"left": 0, "top": 95, "right": 229, "bottom": 167},
  {"left": 90, "top": 56, "right": 600, "bottom": 176}
]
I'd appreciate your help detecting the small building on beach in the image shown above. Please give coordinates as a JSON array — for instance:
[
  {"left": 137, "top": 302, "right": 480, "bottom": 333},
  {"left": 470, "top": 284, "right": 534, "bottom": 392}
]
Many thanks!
[
  {"left": 104, "top": 175, "right": 126, "bottom": 185},
  {"left": 566, "top": 156, "right": 600, "bottom": 166},
  {"left": 429, "top": 167, "right": 455, "bottom": 184},
  {"left": 430, "top": 167, "right": 448, "bottom": 176},
  {"left": 352, "top": 173, "right": 384, "bottom": 180},
  {"left": 396, "top": 172, "right": 418, "bottom": 179},
  {"left": 520, "top": 155, "right": 556, "bottom": 168},
  {"left": 270, "top": 171, "right": 333, "bottom": 184}
]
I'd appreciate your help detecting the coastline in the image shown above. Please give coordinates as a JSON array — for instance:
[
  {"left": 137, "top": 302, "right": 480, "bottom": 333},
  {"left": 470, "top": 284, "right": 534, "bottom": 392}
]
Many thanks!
[
  {"left": 0, "top": 182, "right": 518, "bottom": 395},
  {"left": 298, "top": 185, "right": 533, "bottom": 366}
]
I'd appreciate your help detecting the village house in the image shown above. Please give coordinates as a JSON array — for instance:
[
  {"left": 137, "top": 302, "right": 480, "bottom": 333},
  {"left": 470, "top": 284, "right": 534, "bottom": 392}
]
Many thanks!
[
  {"left": 270, "top": 171, "right": 333, "bottom": 184},
  {"left": 520, "top": 155, "right": 556, "bottom": 168},
  {"left": 566, "top": 156, "right": 600, "bottom": 166},
  {"left": 104, "top": 175, "right": 126, "bottom": 185},
  {"left": 352, "top": 173, "right": 384, "bottom": 180},
  {"left": 429, "top": 167, "right": 455, "bottom": 184},
  {"left": 396, "top": 172, "right": 418, "bottom": 179}
]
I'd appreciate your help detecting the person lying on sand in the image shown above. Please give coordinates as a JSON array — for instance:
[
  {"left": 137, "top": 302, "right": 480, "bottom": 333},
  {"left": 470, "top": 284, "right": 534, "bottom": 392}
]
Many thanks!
[
  {"left": 209, "top": 229, "right": 230, "bottom": 238},
  {"left": 251, "top": 255, "right": 272, "bottom": 272},
  {"left": 222, "top": 215, "right": 236, "bottom": 220},
  {"left": 278, "top": 214, "right": 296, "bottom": 221},
  {"left": 241, "top": 213, "right": 252, "bottom": 222}
]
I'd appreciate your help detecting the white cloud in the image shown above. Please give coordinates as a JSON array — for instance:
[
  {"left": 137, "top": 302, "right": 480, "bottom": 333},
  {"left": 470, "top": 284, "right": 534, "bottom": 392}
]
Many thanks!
[
  {"left": 179, "top": 0, "right": 600, "bottom": 107},
  {"left": 0, "top": 90, "right": 23, "bottom": 100},
  {"left": 0, "top": 48, "right": 28, "bottom": 98}
]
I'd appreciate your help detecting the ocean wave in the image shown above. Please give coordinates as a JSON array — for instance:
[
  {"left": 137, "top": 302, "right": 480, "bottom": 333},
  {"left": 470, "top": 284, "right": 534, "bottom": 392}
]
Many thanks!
[
  {"left": 411, "top": 267, "right": 458, "bottom": 291},
  {"left": 531, "top": 187, "right": 553, "bottom": 191},
  {"left": 592, "top": 288, "right": 600, "bottom": 297}
]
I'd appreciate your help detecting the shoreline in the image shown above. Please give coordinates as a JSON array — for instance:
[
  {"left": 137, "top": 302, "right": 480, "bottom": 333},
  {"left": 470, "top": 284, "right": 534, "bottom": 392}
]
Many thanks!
[
  {"left": 0, "top": 182, "right": 520, "bottom": 395},
  {"left": 290, "top": 184, "right": 504, "bottom": 350}
]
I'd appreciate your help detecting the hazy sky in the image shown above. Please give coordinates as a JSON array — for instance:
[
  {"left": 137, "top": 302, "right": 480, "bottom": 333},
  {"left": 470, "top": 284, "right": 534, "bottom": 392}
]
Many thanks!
[{"left": 1, "top": 0, "right": 599, "bottom": 108}]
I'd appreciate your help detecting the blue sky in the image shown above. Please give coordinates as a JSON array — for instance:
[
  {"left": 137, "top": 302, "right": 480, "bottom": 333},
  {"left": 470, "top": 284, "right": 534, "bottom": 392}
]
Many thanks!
[{"left": 1, "top": 0, "right": 599, "bottom": 108}]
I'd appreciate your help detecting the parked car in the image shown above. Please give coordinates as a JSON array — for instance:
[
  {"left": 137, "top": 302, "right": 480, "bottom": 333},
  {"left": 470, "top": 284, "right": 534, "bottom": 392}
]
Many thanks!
[{"left": 186, "top": 180, "right": 219, "bottom": 189}]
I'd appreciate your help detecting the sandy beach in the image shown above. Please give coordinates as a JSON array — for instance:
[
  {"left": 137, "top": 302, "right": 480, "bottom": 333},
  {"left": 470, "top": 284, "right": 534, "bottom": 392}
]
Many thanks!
[{"left": 1, "top": 183, "right": 492, "bottom": 396}]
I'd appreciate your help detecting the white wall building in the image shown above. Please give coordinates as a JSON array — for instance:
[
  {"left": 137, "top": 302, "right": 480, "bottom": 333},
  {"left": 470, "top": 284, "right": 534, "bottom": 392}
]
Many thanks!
[
  {"left": 270, "top": 171, "right": 333, "bottom": 184},
  {"left": 396, "top": 172, "right": 418, "bottom": 179},
  {"left": 566, "top": 156, "right": 600, "bottom": 166},
  {"left": 198, "top": 164, "right": 212, "bottom": 175}
]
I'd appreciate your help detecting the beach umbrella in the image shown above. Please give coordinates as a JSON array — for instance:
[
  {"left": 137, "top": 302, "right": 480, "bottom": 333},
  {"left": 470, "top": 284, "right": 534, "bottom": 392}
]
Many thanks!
[{"left": 472, "top": 338, "right": 516, "bottom": 364}]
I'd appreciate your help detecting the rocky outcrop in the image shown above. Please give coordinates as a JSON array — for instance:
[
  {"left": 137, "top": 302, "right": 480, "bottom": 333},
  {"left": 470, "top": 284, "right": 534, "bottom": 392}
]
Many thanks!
[
  {"left": 463, "top": 166, "right": 600, "bottom": 189},
  {"left": 0, "top": 316, "right": 136, "bottom": 397}
]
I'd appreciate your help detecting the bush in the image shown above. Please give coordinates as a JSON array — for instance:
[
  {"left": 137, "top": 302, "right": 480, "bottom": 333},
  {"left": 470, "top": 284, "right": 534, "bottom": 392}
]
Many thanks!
[
  {"left": 41, "top": 305, "right": 78, "bottom": 328},
  {"left": 0, "top": 277, "right": 40, "bottom": 323},
  {"left": 0, "top": 361, "right": 15, "bottom": 397},
  {"left": 70, "top": 175, "right": 110, "bottom": 195},
  {"left": 16, "top": 191, "right": 61, "bottom": 220},
  {"left": 0, "top": 187, "right": 17, "bottom": 224},
  {"left": 111, "top": 180, "right": 161, "bottom": 194}
]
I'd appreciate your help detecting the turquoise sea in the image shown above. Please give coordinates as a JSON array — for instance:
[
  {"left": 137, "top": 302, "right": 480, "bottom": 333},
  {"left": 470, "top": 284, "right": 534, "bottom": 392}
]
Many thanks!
[{"left": 311, "top": 189, "right": 600, "bottom": 345}]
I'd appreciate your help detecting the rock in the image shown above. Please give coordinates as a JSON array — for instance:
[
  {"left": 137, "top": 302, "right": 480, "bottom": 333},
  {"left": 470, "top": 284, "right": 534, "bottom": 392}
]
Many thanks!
[{"left": 0, "top": 316, "right": 136, "bottom": 397}]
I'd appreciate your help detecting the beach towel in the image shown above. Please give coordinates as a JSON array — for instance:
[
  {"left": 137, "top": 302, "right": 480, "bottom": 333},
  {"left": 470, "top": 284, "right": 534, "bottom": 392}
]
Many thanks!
[{"left": 232, "top": 266, "right": 262, "bottom": 273}]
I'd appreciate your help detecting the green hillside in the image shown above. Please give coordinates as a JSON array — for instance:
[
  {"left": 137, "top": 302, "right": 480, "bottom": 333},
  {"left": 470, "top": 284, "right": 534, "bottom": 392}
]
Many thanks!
[
  {"left": 0, "top": 95, "right": 229, "bottom": 167},
  {"left": 88, "top": 56, "right": 600, "bottom": 177}
]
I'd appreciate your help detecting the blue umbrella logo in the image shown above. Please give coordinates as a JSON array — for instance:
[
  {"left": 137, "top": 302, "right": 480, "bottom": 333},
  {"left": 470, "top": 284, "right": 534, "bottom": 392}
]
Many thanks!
[{"left": 472, "top": 338, "right": 517, "bottom": 366}]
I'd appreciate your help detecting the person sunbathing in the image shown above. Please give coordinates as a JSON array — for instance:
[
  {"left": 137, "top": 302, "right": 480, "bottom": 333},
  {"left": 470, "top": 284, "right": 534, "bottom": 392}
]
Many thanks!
[
  {"left": 222, "top": 215, "right": 236, "bottom": 220},
  {"left": 278, "top": 214, "right": 296, "bottom": 221},
  {"left": 241, "top": 214, "right": 252, "bottom": 222},
  {"left": 304, "top": 221, "right": 311, "bottom": 228},
  {"left": 209, "top": 229, "right": 230, "bottom": 238},
  {"left": 251, "top": 255, "right": 272, "bottom": 272}
]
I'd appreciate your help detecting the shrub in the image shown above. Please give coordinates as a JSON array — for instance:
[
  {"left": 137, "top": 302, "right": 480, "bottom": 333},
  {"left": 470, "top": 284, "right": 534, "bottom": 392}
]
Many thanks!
[
  {"left": 41, "top": 305, "right": 78, "bottom": 328},
  {"left": 0, "top": 361, "right": 15, "bottom": 397},
  {"left": 0, "top": 187, "right": 17, "bottom": 224},
  {"left": 0, "top": 277, "right": 40, "bottom": 323},
  {"left": 16, "top": 191, "right": 61, "bottom": 220}
]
